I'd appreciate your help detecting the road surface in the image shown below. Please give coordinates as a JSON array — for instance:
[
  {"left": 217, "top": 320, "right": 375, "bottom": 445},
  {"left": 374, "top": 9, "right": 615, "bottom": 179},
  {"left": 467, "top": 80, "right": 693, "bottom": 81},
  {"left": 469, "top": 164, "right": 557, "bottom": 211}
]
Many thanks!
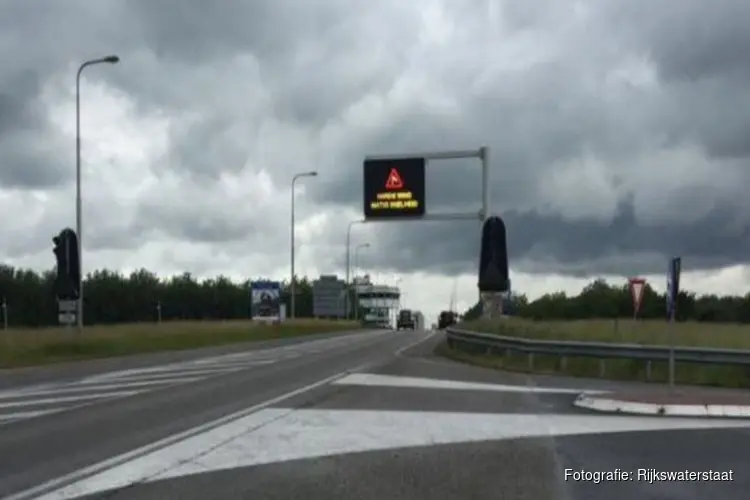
[{"left": 0, "top": 328, "right": 747, "bottom": 499}]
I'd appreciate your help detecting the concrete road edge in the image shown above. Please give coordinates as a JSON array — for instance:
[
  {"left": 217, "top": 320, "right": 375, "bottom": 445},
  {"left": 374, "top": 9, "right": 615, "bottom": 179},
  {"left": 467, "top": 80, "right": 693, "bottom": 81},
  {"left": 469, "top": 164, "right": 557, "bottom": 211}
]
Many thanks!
[{"left": 573, "top": 392, "right": 750, "bottom": 418}]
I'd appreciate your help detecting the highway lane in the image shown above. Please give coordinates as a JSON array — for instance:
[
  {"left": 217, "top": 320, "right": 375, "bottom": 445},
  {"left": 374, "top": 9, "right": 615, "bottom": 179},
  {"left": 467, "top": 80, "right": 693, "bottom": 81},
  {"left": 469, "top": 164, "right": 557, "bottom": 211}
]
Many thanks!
[
  {"left": 3, "top": 329, "right": 750, "bottom": 499},
  {"left": 0, "top": 330, "right": 383, "bottom": 425},
  {"left": 0, "top": 329, "right": 369, "bottom": 391},
  {"left": 0, "top": 328, "right": 404, "bottom": 498}
]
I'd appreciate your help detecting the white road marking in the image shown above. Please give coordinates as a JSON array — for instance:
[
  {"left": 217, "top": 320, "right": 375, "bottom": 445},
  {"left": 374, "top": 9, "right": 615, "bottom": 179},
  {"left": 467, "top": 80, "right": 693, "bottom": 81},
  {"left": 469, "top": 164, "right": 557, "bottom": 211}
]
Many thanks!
[
  {"left": 0, "top": 391, "right": 142, "bottom": 409},
  {"left": 7, "top": 364, "right": 372, "bottom": 500},
  {"left": 78, "top": 368, "right": 240, "bottom": 384},
  {"left": 394, "top": 329, "right": 439, "bottom": 356},
  {"left": 0, "top": 333, "right": 382, "bottom": 428},
  {"left": 0, "top": 378, "right": 204, "bottom": 399},
  {"left": 0, "top": 409, "right": 64, "bottom": 422},
  {"left": 29, "top": 408, "right": 750, "bottom": 500},
  {"left": 333, "top": 373, "right": 608, "bottom": 395}
]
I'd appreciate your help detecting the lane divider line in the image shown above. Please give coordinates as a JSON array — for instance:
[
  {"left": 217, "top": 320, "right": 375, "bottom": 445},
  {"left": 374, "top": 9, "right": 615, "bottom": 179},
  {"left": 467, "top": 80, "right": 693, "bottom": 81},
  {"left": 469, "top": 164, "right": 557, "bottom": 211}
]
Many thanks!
[{"left": 395, "top": 329, "right": 439, "bottom": 357}]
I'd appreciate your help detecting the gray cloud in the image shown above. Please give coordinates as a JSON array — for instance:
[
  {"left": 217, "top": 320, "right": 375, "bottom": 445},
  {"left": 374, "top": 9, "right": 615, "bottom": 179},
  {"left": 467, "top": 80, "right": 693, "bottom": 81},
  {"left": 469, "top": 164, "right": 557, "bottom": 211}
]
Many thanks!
[
  {"left": 364, "top": 197, "right": 750, "bottom": 278},
  {"left": 2, "top": 0, "right": 750, "bottom": 282},
  {"left": 0, "top": 70, "right": 67, "bottom": 188}
]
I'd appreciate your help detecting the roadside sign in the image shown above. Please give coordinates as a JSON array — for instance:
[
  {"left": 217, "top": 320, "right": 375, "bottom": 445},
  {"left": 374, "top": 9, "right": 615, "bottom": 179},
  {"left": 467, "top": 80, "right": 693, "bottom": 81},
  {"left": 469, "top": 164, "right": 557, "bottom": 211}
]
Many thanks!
[
  {"left": 667, "top": 257, "right": 681, "bottom": 321},
  {"left": 58, "top": 313, "right": 75, "bottom": 325},
  {"left": 57, "top": 299, "right": 78, "bottom": 325},
  {"left": 58, "top": 300, "right": 77, "bottom": 313},
  {"left": 250, "top": 281, "right": 281, "bottom": 321},
  {"left": 628, "top": 277, "right": 646, "bottom": 319}
]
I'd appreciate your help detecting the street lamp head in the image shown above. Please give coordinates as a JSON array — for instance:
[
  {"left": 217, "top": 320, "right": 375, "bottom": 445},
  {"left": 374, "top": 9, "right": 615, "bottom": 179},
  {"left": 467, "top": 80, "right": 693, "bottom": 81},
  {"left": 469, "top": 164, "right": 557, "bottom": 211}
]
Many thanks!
[{"left": 103, "top": 55, "right": 120, "bottom": 64}]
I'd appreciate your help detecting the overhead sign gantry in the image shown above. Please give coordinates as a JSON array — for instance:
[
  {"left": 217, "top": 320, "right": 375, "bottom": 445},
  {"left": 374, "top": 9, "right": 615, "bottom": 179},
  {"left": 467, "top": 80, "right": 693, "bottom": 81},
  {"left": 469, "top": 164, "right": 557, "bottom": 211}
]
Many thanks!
[
  {"left": 362, "top": 148, "right": 489, "bottom": 222},
  {"left": 348, "top": 148, "right": 505, "bottom": 318}
]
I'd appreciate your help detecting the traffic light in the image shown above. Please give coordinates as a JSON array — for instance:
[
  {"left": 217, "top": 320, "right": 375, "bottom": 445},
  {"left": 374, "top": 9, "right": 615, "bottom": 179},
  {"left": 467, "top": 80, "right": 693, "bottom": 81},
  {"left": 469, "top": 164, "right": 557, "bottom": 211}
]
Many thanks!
[
  {"left": 478, "top": 216, "right": 509, "bottom": 293},
  {"left": 53, "top": 228, "right": 80, "bottom": 300}
]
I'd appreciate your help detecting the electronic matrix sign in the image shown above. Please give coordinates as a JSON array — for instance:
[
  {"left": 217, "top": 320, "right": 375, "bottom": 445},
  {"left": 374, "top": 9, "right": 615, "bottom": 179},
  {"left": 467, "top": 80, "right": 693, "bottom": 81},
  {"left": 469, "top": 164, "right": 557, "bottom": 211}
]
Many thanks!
[{"left": 363, "top": 157, "right": 426, "bottom": 219}]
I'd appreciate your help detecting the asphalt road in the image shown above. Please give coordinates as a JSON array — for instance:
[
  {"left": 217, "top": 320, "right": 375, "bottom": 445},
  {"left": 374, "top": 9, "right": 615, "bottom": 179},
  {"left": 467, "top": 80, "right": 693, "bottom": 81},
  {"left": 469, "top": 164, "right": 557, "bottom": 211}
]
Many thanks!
[{"left": 1, "top": 328, "right": 748, "bottom": 499}]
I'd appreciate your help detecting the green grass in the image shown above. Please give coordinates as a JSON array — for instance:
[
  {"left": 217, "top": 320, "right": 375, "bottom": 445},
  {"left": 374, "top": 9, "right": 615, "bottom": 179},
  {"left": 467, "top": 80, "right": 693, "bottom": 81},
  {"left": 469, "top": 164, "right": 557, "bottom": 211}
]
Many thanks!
[
  {"left": 439, "top": 318, "right": 750, "bottom": 388},
  {"left": 0, "top": 319, "right": 360, "bottom": 368},
  {"left": 463, "top": 317, "right": 750, "bottom": 348}
]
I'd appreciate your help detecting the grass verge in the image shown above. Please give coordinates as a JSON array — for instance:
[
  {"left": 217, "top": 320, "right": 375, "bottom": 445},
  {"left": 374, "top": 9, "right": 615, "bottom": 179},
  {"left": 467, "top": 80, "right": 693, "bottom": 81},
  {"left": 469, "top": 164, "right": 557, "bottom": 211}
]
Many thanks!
[
  {"left": 0, "top": 319, "right": 360, "bottom": 368},
  {"left": 463, "top": 317, "right": 750, "bottom": 348},
  {"left": 437, "top": 318, "right": 750, "bottom": 388}
]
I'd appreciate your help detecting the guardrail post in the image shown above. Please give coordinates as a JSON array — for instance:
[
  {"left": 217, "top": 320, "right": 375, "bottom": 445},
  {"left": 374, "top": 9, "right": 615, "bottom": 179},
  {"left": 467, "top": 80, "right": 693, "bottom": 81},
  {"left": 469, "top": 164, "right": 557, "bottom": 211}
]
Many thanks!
[
  {"left": 599, "top": 359, "right": 606, "bottom": 378},
  {"left": 645, "top": 360, "right": 652, "bottom": 381},
  {"left": 560, "top": 356, "right": 567, "bottom": 371},
  {"left": 527, "top": 353, "right": 534, "bottom": 371}
]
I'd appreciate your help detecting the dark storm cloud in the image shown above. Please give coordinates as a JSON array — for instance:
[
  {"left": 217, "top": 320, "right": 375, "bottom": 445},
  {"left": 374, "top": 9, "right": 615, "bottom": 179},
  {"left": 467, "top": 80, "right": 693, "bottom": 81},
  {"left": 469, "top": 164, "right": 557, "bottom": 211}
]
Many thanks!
[
  {"left": 308, "top": 0, "right": 750, "bottom": 277},
  {"left": 595, "top": 0, "right": 750, "bottom": 161},
  {"left": 0, "top": 0, "right": 136, "bottom": 189},
  {"left": 600, "top": 0, "right": 750, "bottom": 83},
  {"left": 365, "top": 197, "right": 750, "bottom": 278},
  {"left": 3, "top": 0, "right": 750, "bottom": 279},
  {"left": 0, "top": 68, "right": 67, "bottom": 188}
]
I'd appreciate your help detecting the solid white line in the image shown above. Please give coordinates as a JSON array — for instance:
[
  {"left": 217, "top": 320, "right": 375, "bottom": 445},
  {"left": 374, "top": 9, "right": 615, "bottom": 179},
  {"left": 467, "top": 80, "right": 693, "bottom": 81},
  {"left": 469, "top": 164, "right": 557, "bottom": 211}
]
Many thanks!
[
  {"left": 189, "top": 355, "right": 276, "bottom": 365},
  {"left": 78, "top": 367, "right": 242, "bottom": 383},
  {"left": 6, "top": 378, "right": 205, "bottom": 397},
  {"left": 395, "top": 329, "right": 439, "bottom": 357},
  {"left": 4, "top": 362, "right": 373, "bottom": 500},
  {"left": 0, "top": 391, "right": 142, "bottom": 409},
  {"left": 0, "top": 409, "right": 63, "bottom": 422},
  {"left": 175, "top": 360, "right": 277, "bottom": 371},
  {"left": 333, "top": 373, "right": 607, "bottom": 394}
]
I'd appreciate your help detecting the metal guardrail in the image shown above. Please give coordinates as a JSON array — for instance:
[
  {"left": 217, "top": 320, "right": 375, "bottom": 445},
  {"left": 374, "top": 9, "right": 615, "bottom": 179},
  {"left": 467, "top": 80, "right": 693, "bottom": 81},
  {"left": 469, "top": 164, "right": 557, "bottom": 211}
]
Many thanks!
[{"left": 445, "top": 327, "right": 750, "bottom": 368}]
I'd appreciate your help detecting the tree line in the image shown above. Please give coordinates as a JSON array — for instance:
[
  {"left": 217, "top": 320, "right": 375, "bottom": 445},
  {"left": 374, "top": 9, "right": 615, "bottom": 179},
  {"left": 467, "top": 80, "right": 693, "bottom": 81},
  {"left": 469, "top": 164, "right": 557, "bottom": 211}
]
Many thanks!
[
  {"left": 3, "top": 263, "right": 748, "bottom": 328},
  {"left": 463, "top": 278, "right": 750, "bottom": 323},
  {"left": 0, "top": 265, "right": 324, "bottom": 328}
]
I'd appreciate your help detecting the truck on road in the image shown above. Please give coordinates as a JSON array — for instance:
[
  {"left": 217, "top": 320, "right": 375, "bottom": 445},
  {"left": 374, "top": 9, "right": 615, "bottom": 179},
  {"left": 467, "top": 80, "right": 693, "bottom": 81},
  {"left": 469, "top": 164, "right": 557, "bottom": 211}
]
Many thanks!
[
  {"left": 437, "top": 310, "right": 457, "bottom": 329},
  {"left": 397, "top": 309, "right": 415, "bottom": 330}
]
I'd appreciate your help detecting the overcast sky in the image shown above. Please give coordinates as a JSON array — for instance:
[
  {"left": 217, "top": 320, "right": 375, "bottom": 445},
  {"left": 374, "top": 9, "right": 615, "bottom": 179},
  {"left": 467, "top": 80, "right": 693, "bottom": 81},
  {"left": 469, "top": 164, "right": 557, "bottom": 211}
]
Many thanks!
[{"left": 2, "top": 0, "right": 750, "bottom": 320}]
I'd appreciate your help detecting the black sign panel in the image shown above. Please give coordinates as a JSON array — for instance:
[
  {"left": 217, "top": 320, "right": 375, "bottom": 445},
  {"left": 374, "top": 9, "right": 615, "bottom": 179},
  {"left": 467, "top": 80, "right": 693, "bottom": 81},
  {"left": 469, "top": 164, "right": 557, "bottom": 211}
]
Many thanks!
[
  {"left": 478, "top": 216, "right": 510, "bottom": 293},
  {"left": 363, "top": 157, "right": 426, "bottom": 219}
]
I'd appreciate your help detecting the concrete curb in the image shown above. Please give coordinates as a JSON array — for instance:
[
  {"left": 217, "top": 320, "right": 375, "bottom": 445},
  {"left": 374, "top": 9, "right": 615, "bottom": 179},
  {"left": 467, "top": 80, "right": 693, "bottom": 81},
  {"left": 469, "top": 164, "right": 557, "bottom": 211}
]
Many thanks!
[{"left": 573, "top": 392, "right": 750, "bottom": 418}]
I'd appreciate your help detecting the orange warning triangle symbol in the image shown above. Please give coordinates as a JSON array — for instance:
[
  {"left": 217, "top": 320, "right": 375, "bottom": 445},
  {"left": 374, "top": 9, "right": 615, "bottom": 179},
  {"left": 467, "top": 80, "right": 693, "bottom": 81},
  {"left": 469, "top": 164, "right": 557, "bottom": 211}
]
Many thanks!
[{"left": 385, "top": 168, "right": 404, "bottom": 190}]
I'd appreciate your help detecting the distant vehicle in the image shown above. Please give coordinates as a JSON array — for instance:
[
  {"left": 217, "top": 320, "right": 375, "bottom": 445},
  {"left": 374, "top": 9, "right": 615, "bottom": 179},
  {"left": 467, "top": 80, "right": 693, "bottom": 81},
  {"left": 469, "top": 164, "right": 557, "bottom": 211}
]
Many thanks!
[
  {"left": 397, "top": 309, "right": 415, "bottom": 330},
  {"left": 437, "top": 310, "right": 457, "bottom": 329}
]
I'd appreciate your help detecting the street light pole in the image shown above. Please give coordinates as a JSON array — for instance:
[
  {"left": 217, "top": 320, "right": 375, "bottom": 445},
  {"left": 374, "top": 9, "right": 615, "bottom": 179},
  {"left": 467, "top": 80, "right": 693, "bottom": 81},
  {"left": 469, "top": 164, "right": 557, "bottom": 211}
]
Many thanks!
[
  {"left": 345, "top": 219, "right": 364, "bottom": 319},
  {"left": 353, "top": 242, "right": 370, "bottom": 321},
  {"left": 290, "top": 171, "right": 318, "bottom": 319},
  {"left": 76, "top": 55, "right": 119, "bottom": 332}
]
